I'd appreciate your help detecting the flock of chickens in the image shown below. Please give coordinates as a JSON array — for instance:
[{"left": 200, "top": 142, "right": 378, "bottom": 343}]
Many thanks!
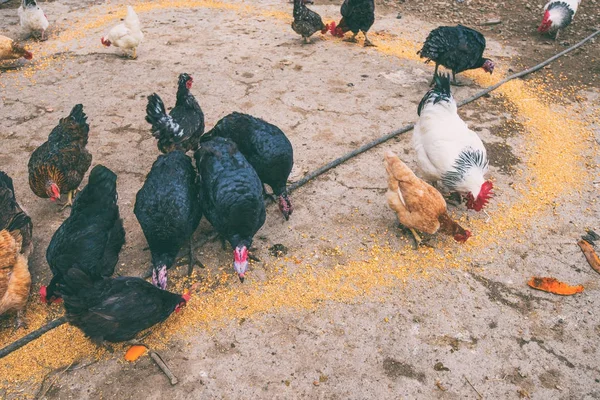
[{"left": 0, "top": 0, "right": 584, "bottom": 347}]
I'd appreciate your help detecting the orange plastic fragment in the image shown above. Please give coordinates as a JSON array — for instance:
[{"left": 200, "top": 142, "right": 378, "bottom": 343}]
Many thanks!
[
  {"left": 577, "top": 240, "right": 600, "bottom": 275},
  {"left": 124, "top": 345, "right": 147, "bottom": 362},
  {"left": 527, "top": 277, "right": 584, "bottom": 296}
]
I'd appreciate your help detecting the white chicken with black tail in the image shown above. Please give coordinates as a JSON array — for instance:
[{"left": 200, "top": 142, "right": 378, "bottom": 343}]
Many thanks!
[
  {"left": 18, "top": 0, "right": 49, "bottom": 41},
  {"left": 538, "top": 0, "right": 581, "bottom": 40},
  {"left": 101, "top": 6, "right": 144, "bottom": 59},
  {"left": 413, "top": 73, "right": 493, "bottom": 213}
]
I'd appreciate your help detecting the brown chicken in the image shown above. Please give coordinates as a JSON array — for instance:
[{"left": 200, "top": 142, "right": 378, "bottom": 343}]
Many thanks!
[
  {"left": 0, "top": 35, "right": 33, "bottom": 61},
  {"left": 0, "top": 217, "right": 32, "bottom": 329},
  {"left": 28, "top": 104, "right": 92, "bottom": 208},
  {"left": 384, "top": 151, "right": 471, "bottom": 246}
]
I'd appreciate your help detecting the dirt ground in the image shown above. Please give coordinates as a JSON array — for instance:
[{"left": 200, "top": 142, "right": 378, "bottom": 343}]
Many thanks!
[{"left": 1, "top": 0, "right": 599, "bottom": 398}]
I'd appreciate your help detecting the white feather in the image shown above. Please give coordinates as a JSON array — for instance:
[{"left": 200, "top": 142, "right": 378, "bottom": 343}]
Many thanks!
[
  {"left": 106, "top": 6, "right": 144, "bottom": 50},
  {"left": 543, "top": 0, "right": 581, "bottom": 30},
  {"left": 413, "top": 95, "right": 488, "bottom": 198}
]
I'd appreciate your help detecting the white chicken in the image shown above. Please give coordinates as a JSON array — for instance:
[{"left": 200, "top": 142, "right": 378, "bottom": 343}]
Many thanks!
[
  {"left": 18, "top": 0, "right": 49, "bottom": 41},
  {"left": 413, "top": 73, "right": 493, "bottom": 212},
  {"left": 538, "top": 0, "right": 581, "bottom": 40},
  {"left": 101, "top": 6, "right": 144, "bottom": 59}
]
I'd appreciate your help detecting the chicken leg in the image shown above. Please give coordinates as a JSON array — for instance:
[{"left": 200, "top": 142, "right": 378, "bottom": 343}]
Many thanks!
[
  {"left": 363, "top": 32, "right": 376, "bottom": 47},
  {"left": 61, "top": 189, "right": 76, "bottom": 210},
  {"left": 132, "top": 47, "right": 137, "bottom": 59},
  {"left": 14, "top": 311, "right": 28, "bottom": 331},
  {"left": 451, "top": 71, "right": 466, "bottom": 86},
  {"left": 344, "top": 32, "right": 358, "bottom": 43},
  {"left": 187, "top": 238, "right": 205, "bottom": 275},
  {"left": 429, "top": 64, "right": 441, "bottom": 85},
  {"left": 409, "top": 228, "right": 422, "bottom": 248}
]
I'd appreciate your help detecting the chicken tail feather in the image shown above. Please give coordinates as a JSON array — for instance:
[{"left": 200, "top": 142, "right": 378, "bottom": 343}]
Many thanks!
[
  {"left": 417, "top": 72, "right": 452, "bottom": 116},
  {"left": 145, "top": 93, "right": 185, "bottom": 152}
]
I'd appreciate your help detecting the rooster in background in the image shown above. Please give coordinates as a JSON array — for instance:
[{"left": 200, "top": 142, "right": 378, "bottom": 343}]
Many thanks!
[
  {"left": 538, "top": 0, "right": 581, "bottom": 40},
  {"left": 28, "top": 104, "right": 92, "bottom": 208},
  {"left": 58, "top": 268, "right": 190, "bottom": 343},
  {"left": 101, "top": 6, "right": 144, "bottom": 59},
  {"left": 329, "top": 0, "right": 376, "bottom": 47},
  {"left": 291, "top": 0, "right": 330, "bottom": 44},
  {"left": 18, "top": 0, "right": 49, "bottom": 41},
  {"left": 146, "top": 73, "right": 205, "bottom": 154},
  {"left": 42, "top": 165, "right": 125, "bottom": 304},
  {"left": 204, "top": 112, "right": 294, "bottom": 221},
  {"left": 0, "top": 172, "right": 32, "bottom": 257},
  {"left": 195, "top": 137, "right": 266, "bottom": 283},
  {"left": 418, "top": 25, "right": 494, "bottom": 85},
  {"left": 413, "top": 73, "right": 493, "bottom": 212},
  {"left": 384, "top": 151, "right": 471, "bottom": 247},
  {"left": 135, "top": 151, "right": 203, "bottom": 290},
  {"left": 0, "top": 215, "right": 32, "bottom": 329},
  {"left": 0, "top": 35, "right": 33, "bottom": 61}
]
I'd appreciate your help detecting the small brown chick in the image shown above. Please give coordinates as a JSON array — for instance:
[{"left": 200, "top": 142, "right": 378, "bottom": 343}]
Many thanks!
[
  {"left": 384, "top": 150, "right": 471, "bottom": 246},
  {"left": 0, "top": 35, "right": 33, "bottom": 61}
]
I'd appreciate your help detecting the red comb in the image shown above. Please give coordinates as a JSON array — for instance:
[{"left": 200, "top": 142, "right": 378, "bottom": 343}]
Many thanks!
[{"left": 328, "top": 21, "right": 337, "bottom": 35}]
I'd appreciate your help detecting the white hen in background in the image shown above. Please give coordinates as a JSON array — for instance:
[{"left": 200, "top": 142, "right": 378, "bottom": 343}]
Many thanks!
[
  {"left": 18, "top": 0, "right": 49, "bottom": 41},
  {"left": 413, "top": 73, "right": 493, "bottom": 212},
  {"left": 101, "top": 6, "right": 144, "bottom": 59},
  {"left": 538, "top": 0, "right": 581, "bottom": 40}
]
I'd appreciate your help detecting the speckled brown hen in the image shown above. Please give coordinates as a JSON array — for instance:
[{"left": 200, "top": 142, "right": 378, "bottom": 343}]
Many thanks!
[
  {"left": 291, "top": 0, "right": 330, "bottom": 44},
  {"left": 28, "top": 104, "right": 92, "bottom": 208},
  {"left": 384, "top": 151, "right": 471, "bottom": 247}
]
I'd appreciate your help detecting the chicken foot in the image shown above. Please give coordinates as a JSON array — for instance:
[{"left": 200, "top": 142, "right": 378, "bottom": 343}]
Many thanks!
[
  {"left": 302, "top": 36, "right": 313, "bottom": 44},
  {"left": 14, "top": 311, "right": 28, "bottom": 331},
  {"left": 343, "top": 32, "right": 359, "bottom": 43},
  {"left": 60, "top": 189, "right": 77, "bottom": 210},
  {"left": 363, "top": 32, "right": 376, "bottom": 47},
  {"left": 451, "top": 71, "right": 467, "bottom": 86},
  {"left": 409, "top": 228, "right": 422, "bottom": 249},
  {"left": 187, "top": 238, "right": 205, "bottom": 275}
]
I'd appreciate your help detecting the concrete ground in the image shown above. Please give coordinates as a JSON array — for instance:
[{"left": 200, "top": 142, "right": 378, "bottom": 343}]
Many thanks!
[{"left": 0, "top": 0, "right": 599, "bottom": 398}]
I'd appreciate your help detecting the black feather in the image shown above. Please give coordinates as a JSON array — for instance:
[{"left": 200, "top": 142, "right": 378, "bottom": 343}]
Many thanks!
[
  {"left": 338, "top": 0, "right": 375, "bottom": 34},
  {"left": 145, "top": 73, "right": 204, "bottom": 154},
  {"left": 194, "top": 137, "right": 265, "bottom": 250},
  {"left": 59, "top": 268, "right": 185, "bottom": 343},
  {"left": 418, "top": 25, "right": 489, "bottom": 75},
  {"left": 417, "top": 73, "right": 452, "bottom": 116},
  {"left": 45, "top": 165, "right": 125, "bottom": 301},
  {"left": 134, "top": 151, "right": 203, "bottom": 272},
  {"left": 208, "top": 112, "right": 294, "bottom": 197}
]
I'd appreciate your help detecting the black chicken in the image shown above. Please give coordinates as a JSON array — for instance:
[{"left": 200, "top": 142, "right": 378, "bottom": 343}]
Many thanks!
[
  {"left": 42, "top": 165, "right": 125, "bottom": 303},
  {"left": 58, "top": 268, "right": 190, "bottom": 343},
  {"left": 205, "top": 112, "right": 294, "bottom": 221},
  {"left": 194, "top": 137, "right": 266, "bottom": 282},
  {"left": 134, "top": 151, "right": 203, "bottom": 290},
  {"left": 28, "top": 104, "right": 92, "bottom": 208},
  {"left": 146, "top": 73, "right": 205, "bottom": 154},
  {"left": 291, "top": 0, "right": 329, "bottom": 44},
  {"left": 0, "top": 171, "right": 32, "bottom": 256},
  {"left": 330, "top": 0, "right": 376, "bottom": 47},
  {"left": 417, "top": 25, "right": 495, "bottom": 85}
]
